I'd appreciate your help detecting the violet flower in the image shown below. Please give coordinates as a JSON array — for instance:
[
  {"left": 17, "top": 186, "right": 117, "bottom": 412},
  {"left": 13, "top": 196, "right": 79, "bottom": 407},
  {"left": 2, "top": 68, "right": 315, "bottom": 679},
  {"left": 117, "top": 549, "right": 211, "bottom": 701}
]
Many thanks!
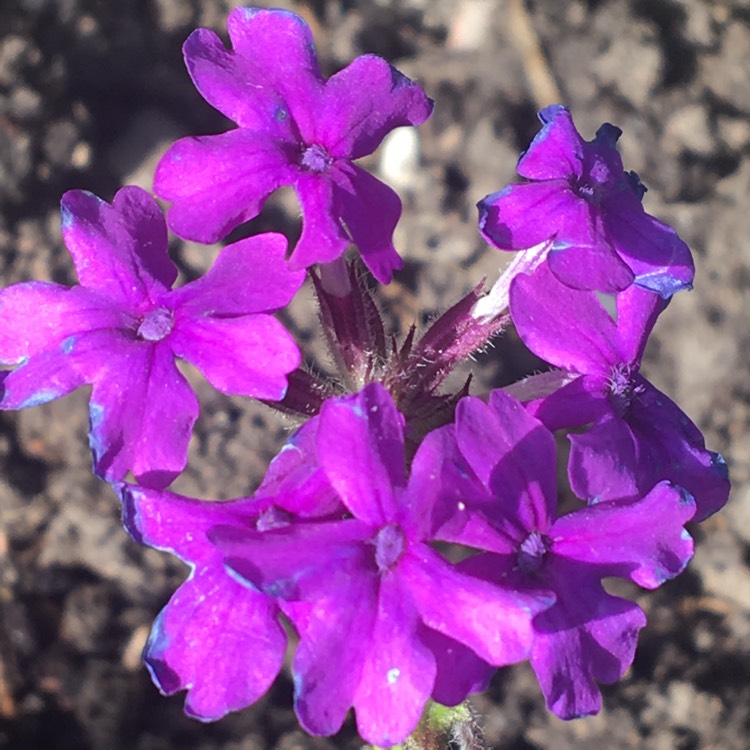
[
  {"left": 509, "top": 262, "right": 729, "bottom": 521},
  {"left": 433, "top": 390, "right": 696, "bottom": 718},
  {"left": 478, "top": 105, "right": 694, "bottom": 297},
  {"left": 213, "top": 382, "right": 551, "bottom": 745},
  {"left": 154, "top": 7, "right": 433, "bottom": 284},
  {"left": 0, "top": 186, "right": 304, "bottom": 486}
]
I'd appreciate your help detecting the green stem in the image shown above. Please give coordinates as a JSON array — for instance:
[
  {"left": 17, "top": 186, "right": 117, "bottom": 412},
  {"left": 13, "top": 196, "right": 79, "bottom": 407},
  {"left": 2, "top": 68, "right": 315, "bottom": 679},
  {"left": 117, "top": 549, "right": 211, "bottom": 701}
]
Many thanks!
[{"left": 368, "top": 700, "right": 484, "bottom": 750}]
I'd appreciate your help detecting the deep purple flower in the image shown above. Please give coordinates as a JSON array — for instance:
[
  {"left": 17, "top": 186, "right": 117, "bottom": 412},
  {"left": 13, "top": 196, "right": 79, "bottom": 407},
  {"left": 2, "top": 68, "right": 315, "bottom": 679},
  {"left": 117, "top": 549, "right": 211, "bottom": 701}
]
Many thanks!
[
  {"left": 0, "top": 186, "right": 304, "bottom": 486},
  {"left": 433, "top": 390, "right": 696, "bottom": 718},
  {"left": 213, "top": 383, "right": 551, "bottom": 745},
  {"left": 509, "top": 262, "right": 729, "bottom": 521},
  {"left": 154, "top": 7, "right": 433, "bottom": 284},
  {"left": 478, "top": 105, "right": 694, "bottom": 297}
]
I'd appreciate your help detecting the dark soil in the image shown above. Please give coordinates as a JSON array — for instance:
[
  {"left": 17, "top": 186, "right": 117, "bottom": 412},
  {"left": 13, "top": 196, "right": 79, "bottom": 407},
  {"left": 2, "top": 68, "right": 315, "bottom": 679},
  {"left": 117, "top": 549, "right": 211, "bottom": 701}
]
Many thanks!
[{"left": 1, "top": 1, "right": 749, "bottom": 748}]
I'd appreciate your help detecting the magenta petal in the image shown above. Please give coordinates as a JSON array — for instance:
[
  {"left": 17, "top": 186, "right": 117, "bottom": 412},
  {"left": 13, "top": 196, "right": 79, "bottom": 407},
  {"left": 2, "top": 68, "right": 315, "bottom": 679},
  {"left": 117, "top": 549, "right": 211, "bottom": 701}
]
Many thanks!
[
  {"left": 254, "top": 418, "right": 342, "bottom": 518},
  {"left": 510, "top": 263, "right": 619, "bottom": 373},
  {"left": 318, "top": 54, "right": 433, "bottom": 160},
  {"left": 61, "top": 187, "right": 176, "bottom": 306},
  {"left": 291, "top": 172, "right": 350, "bottom": 270},
  {"left": 89, "top": 343, "right": 198, "bottom": 486},
  {"left": 614, "top": 284, "right": 667, "bottom": 366},
  {"left": 318, "top": 384, "right": 406, "bottom": 524},
  {"left": 144, "top": 565, "right": 285, "bottom": 721},
  {"left": 568, "top": 416, "right": 640, "bottom": 502},
  {"left": 404, "top": 423, "right": 483, "bottom": 540},
  {"left": 525, "top": 375, "right": 610, "bottom": 432},
  {"left": 215, "top": 520, "right": 371, "bottom": 601},
  {"left": 288, "top": 565, "right": 376, "bottom": 737},
  {"left": 353, "top": 574, "right": 435, "bottom": 746},
  {"left": 0, "top": 283, "right": 124, "bottom": 363},
  {"left": 183, "top": 28, "right": 296, "bottom": 135},
  {"left": 516, "top": 105, "right": 586, "bottom": 181},
  {"left": 546, "top": 239, "right": 635, "bottom": 293},
  {"left": 0, "top": 348, "right": 85, "bottom": 409},
  {"left": 332, "top": 163, "right": 404, "bottom": 284},
  {"left": 552, "top": 482, "right": 695, "bottom": 588},
  {"left": 627, "top": 384, "right": 731, "bottom": 522},
  {"left": 404, "top": 547, "right": 544, "bottom": 666},
  {"left": 168, "top": 234, "right": 304, "bottom": 316},
  {"left": 170, "top": 315, "right": 300, "bottom": 399},
  {"left": 154, "top": 130, "right": 295, "bottom": 244},
  {"left": 225, "top": 7, "right": 323, "bottom": 140},
  {"left": 605, "top": 197, "right": 695, "bottom": 297},
  {"left": 456, "top": 393, "right": 556, "bottom": 531},
  {"left": 116, "top": 483, "right": 261, "bottom": 564},
  {"left": 530, "top": 559, "right": 647, "bottom": 719},
  {"left": 423, "top": 627, "right": 494, "bottom": 707},
  {"left": 478, "top": 180, "right": 576, "bottom": 251}
]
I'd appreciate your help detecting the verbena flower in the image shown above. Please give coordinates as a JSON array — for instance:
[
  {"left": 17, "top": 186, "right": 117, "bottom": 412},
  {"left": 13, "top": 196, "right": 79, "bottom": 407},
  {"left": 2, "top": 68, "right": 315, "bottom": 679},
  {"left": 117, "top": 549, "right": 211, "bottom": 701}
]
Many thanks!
[
  {"left": 0, "top": 186, "right": 303, "bottom": 486},
  {"left": 478, "top": 105, "right": 694, "bottom": 297},
  {"left": 154, "top": 7, "right": 433, "bottom": 284},
  {"left": 432, "top": 390, "right": 696, "bottom": 718},
  {"left": 509, "top": 262, "right": 729, "bottom": 521},
  {"left": 122, "top": 383, "right": 552, "bottom": 746}
]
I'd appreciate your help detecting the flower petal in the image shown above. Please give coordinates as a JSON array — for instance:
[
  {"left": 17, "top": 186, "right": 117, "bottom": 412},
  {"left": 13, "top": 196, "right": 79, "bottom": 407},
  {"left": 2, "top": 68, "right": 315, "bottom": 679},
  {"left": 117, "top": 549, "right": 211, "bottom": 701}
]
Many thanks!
[
  {"left": 0, "top": 348, "right": 85, "bottom": 410},
  {"left": 352, "top": 573, "right": 436, "bottom": 746},
  {"left": 455, "top": 393, "right": 557, "bottom": 532},
  {"left": 61, "top": 187, "right": 176, "bottom": 306},
  {"left": 170, "top": 314, "right": 300, "bottom": 400},
  {"left": 154, "top": 130, "right": 296, "bottom": 244},
  {"left": 605, "top": 196, "right": 694, "bottom": 297},
  {"left": 423, "top": 627, "right": 494, "bottom": 707},
  {"left": 318, "top": 384, "right": 406, "bottom": 524},
  {"left": 530, "top": 559, "right": 647, "bottom": 719},
  {"left": 116, "top": 483, "right": 262, "bottom": 565},
  {"left": 286, "top": 559, "right": 377, "bottom": 737},
  {"left": 317, "top": 55, "right": 433, "bottom": 160},
  {"left": 0, "top": 282, "right": 125, "bottom": 363},
  {"left": 552, "top": 481, "right": 695, "bottom": 588},
  {"left": 478, "top": 180, "right": 577, "bottom": 251},
  {"left": 332, "top": 163, "right": 404, "bottom": 284},
  {"left": 510, "top": 263, "right": 620, "bottom": 373},
  {"left": 144, "top": 565, "right": 285, "bottom": 721},
  {"left": 225, "top": 7, "right": 323, "bottom": 140},
  {"left": 168, "top": 234, "right": 304, "bottom": 316},
  {"left": 627, "top": 383, "right": 731, "bottom": 522},
  {"left": 183, "top": 27, "right": 299, "bottom": 134},
  {"left": 568, "top": 415, "right": 641, "bottom": 502},
  {"left": 254, "top": 418, "right": 342, "bottom": 518},
  {"left": 404, "top": 547, "right": 546, "bottom": 667},
  {"left": 88, "top": 342, "right": 198, "bottom": 486},
  {"left": 516, "top": 105, "right": 586, "bottom": 181},
  {"left": 291, "top": 172, "right": 350, "bottom": 270}
]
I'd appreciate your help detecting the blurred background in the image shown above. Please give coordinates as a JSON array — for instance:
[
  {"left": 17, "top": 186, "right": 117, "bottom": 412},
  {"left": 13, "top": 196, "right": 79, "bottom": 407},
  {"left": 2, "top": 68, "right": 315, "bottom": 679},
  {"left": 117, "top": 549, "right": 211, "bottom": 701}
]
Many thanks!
[{"left": 1, "top": 0, "right": 749, "bottom": 747}]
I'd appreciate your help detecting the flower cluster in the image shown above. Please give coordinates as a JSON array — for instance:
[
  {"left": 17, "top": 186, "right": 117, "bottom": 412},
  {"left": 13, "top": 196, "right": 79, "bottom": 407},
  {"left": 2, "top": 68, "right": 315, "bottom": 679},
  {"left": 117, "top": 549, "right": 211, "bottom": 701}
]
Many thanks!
[{"left": 0, "top": 7, "right": 730, "bottom": 749}]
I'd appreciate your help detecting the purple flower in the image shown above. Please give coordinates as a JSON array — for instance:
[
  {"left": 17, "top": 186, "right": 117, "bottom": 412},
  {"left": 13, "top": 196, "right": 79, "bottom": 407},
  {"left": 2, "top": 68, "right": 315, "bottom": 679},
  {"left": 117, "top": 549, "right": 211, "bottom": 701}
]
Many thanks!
[
  {"left": 213, "top": 383, "right": 550, "bottom": 745},
  {"left": 509, "top": 262, "right": 729, "bottom": 521},
  {"left": 154, "top": 7, "right": 433, "bottom": 284},
  {"left": 0, "top": 186, "right": 304, "bottom": 486},
  {"left": 478, "top": 105, "right": 694, "bottom": 297},
  {"left": 433, "top": 390, "right": 696, "bottom": 718},
  {"left": 118, "top": 484, "right": 287, "bottom": 721}
]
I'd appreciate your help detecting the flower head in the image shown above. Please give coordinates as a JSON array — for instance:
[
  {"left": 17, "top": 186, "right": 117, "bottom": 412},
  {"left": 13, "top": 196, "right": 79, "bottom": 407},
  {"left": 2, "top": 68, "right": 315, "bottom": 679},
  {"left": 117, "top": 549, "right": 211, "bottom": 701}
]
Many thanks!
[
  {"left": 154, "top": 7, "right": 433, "bottom": 283},
  {"left": 0, "top": 186, "right": 304, "bottom": 485},
  {"left": 478, "top": 105, "right": 694, "bottom": 297},
  {"left": 433, "top": 390, "right": 696, "bottom": 718},
  {"left": 509, "top": 262, "right": 730, "bottom": 521}
]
